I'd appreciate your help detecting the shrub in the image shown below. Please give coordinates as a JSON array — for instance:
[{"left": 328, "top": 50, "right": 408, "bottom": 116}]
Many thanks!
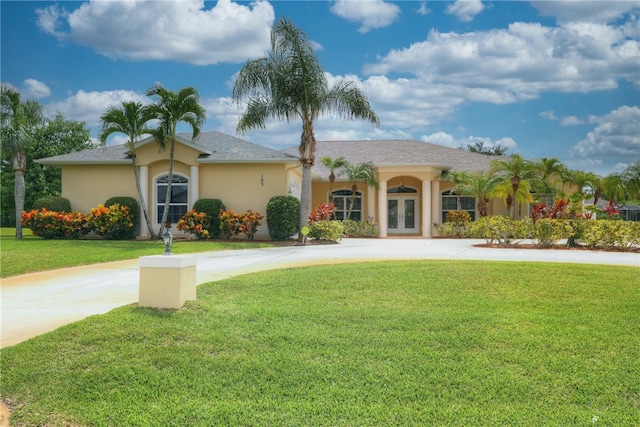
[
  {"left": 105, "top": 196, "right": 139, "bottom": 235},
  {"left": 193, "top": 198, "right": 226, "bottom": 238},
  {"left": 444, "top": 210, "right": 471, "bottom": 237},
  {"left": 238, "top": 210, "right": 264, "bottom": 240},
  {"left": 532, "top": 218, "right": 572, "bottom": 248},
  {"left": 177, "top": 210, "right": 211, "bottom": 240},
  {"left": 266, "top": 196, "right": 300, "bottom": 240},
  {"left": 218, "top": 210, "right": 242, "bottom": 240},
  {"left": 342, "top": 219, "right": 378, "bottom": 237},
  {"left": 21, "top": 209, "right": 89, "bottom": 239},
  {"left": 32, "top": 196, "right": 71, "bottom": 213},
  {"left": 86, "top": 204, "right": 134, "bottom": 240},
  {"left": 308, "top": 220, "right": 344, "bottom": 242},
  {"left": 579, "top": 220, "right": 640, "bottom": 251},
  {"left": 309, "top": 202, "right": 335, "bottom": 222},
  {"left": 466, "top": 216, "right": 519, "bottom": 245}
]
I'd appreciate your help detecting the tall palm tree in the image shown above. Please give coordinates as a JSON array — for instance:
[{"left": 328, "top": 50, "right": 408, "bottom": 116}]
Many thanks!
[
  {"left": 320, "top": 156, "right": 348, "bottom": 203},
  {"left": 146, "top": 85, "right": 206, "bottom": 236},
  {"left": 621, "top": 160, "right": 640, "bottom": 202},
  {"left": 99, "top": 101, "right": 156, "bottom": 238},
  {"left": 490, "top": 154, "right": 538, "bottom": 219},
  {"left": 232, "top": 18, "right": 379, "bottom": 233},
  {"left": 534, "top": 157, "right": 566, "bottom": 199},
  {"left": 1, "top": 87, "right": 44, "bottom": 239},
  {"left": 443, "top": 170, "right": 471, "bottom": 210},
  {"left": 344, "top": 161, "right": 379, "bottom": 220}
]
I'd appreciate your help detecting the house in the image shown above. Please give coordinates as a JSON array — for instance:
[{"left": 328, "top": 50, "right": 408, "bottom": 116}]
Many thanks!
[{"left": 36, "top": 131, "right": 513, "bottom": 239}]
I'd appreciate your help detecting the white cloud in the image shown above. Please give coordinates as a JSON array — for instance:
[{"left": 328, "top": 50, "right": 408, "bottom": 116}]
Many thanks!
[
  {"left": 36, "top": 0, "right": 275, "bottom": 65},
  {"left": 417, "top": 2, "right": 430, "bottom": 16},
  {"left": 330, "top": 0, "right": 401, "bottom": 33},
  {"left": 23, "top": 79, "right": 51, "bottom": 99},
  {"left": 47, "top": 90, "right": 150, "bottom": 127},
  {"left": 532, "top": 0, "right": 640, "bottom": 24},
  {"left": 539, "top": 110, "right": 558, "bottom": 121},
  {"left": 559, "top": 116, "right": 585, "bottom": 126},
  {"left": 363, "top": 18, "right": 640, "bottom": 105},
  {"left": 420, "top": 132, "right": 517, "bottom": 151},
  {"left": 445, "top": 0, "right": 485, "bottom": 23},
  {"left": 570, "top": 105, "right": 640, "bottom": 158}
]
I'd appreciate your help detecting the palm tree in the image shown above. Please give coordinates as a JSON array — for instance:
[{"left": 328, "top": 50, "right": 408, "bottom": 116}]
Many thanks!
[
  {"left": 621, "top": 160, "right": 640, "bottom": 202},
  {"left": 99, "top": 101, "right": 157, "bottom": 238},
  {"left": 344, "top": 161, "right": 379, "bottom": 220},
  {"left": 320, "top": 156, "right": 348, "bottom": 203},
  {"left": 490, "top": 154, "right": 538, "bottom": 219},
  {"left": 602, "top": 173, "right": 627, "bottom": 203},
  {"left": 232, "top": 18, "right": 379, "bottom": 234},
  {"left": 534, "top": 157, "right": 566, "bottom": 200},
  {"left": 459, "top": 173, "right": 498, "bottom": 218},
  {"left": 146, "top": 85, "right": 206, "bottom": 237},
  {"left": 1, "top": 87, "right": 44, "bottom": 239},
  {"left": 443, "top": 170, "right": 471, "bottom": 210}
]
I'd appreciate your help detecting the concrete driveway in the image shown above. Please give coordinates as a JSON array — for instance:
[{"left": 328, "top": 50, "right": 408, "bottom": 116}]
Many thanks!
[{"left": 2, "top": 238, "right": 638, "bottom": 348}]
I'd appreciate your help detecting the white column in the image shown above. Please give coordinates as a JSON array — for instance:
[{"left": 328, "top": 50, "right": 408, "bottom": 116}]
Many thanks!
[
  {"left": 190, "top": 165, "right": 200, "bottom": 208},
  {"left": 378, "top": 180, "right": 388, "bottom": 237},
  {"left": 422, "top": 180, "right": 432, "bottom": 237},
  {"left": 367, "top": 185, "right": 376, "bottom": 222},
  {"left": 431, "top": 180, "right": 440, "bottom": 236},
  {"left": 139, "top": 165, "right": 149, "bottom": 238}
]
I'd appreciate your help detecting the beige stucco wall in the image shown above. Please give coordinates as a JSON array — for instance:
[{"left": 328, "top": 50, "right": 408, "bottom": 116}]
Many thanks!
[{"left": 61, "top": 164, "right": 136, "bottom": 213}]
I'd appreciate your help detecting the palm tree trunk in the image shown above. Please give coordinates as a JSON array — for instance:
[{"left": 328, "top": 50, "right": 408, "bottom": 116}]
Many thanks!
[
  {"left": 347, "top": 184, "right": 357, "bottom": 219},
  {"left": 14, "top": 168, "right": 25, "bottom": 240},
  {"left": 159, "top": 138, "right": 176, "bottom": 238},
  {"left": 131, "top": 156, "right": 156, "bottom": 239},
  {"left": 298, "top": 121, "right": 316, "bottom": 240}
]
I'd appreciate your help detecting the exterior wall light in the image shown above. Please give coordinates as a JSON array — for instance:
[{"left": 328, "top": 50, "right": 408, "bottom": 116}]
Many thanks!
[{"left": 163, "top": 229, "right": 173, "bottom": 255}]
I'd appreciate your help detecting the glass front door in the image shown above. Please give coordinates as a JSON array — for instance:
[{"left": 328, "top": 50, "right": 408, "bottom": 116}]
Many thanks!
[{"left": 388, "top": 196, "right": 418, "bottom": 233}]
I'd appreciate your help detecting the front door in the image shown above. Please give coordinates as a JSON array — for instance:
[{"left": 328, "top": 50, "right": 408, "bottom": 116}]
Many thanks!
[{"left": 388, "top": 196, "right": 418, "bottom": 233}]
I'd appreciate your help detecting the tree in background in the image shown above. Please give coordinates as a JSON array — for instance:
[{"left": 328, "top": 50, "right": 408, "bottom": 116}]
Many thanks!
[
  {"left": 1, "top": 87, "right": 44, "bottom": 238},
  {"left": 146, "top": 85, "right": 206, "bottom": 237},
  {"left": 459, "top": 173, "right": 498, "bottom": 218},
  {"left": 100, "top": 101, "right": 157, "bottom": 238},
  {"left": 442, "top": 170, "right": 471, "bottom": 210},
  {"left": 232, "top": 18, "right": 379, "bottom": 236},
  {"left": 320, "top": 156, "right": 348, "bottom": 203},
  {"left": 344, "top": 161, "right": 379, "bottom": 220},
  {"left": 462, "top": 140, "right": 509, "bottom": 156},
  {"left": 490, "top": 154, "right": 538, "bottom": 219}
]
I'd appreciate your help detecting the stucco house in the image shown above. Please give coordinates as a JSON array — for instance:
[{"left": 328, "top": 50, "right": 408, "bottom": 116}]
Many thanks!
[{"left": 36, "top": 131, "right": 513, "bottom": 239}]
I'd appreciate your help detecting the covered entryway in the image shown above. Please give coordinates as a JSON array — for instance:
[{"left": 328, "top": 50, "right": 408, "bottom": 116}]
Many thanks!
[{"left": 387, "top": 185, "right": 419, "bottom": 234}]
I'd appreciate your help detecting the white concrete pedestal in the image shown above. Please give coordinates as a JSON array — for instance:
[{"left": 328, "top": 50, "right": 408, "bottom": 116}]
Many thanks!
[{"left": 139, "top": 255, "right": 197, "bottom": 309}]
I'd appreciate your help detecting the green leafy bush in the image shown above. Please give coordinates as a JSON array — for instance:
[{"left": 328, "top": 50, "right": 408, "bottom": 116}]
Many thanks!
[
  {"left": 444, "top": 210, "right": 472, "bottom": 237},
  {"left": 21, "top": 209, "right": 89, "bottom": 239},
  {"left": 86, "top": 204, "right": 134, "bottom": 240},
  {"left": 266, "top": 196, "right": 300, "bottom": 240},
  {"left": 193, "top": 198, "right": 225, "bottom": 238},
  {"left": 342, "top": 219, "right": 378, "bottom": 237},
  {"left": 579, "top": 220, "right": 640, "bottom": 250},
  {"left": 466, "top": 216, "right": 521, "bottom": 245},
  {"left": 32, "top": 196, "right": 71, "bottom": 213},
  {"left": 105, "top": 196, "right": 139, "bottom": 236},
  {"left": 177, "top": 210, "right": 211, "bottom": 240},
  {"left": 532, "top": 218, "right": 572, "bottom": 248},
  {"left": 308, "top": 220, "right": 344, "bottom": 242}
]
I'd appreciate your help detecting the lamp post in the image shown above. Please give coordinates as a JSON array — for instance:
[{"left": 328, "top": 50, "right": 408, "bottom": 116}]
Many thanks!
[{"left": 163, "top": 229, "right": 173, "bottom": 255}]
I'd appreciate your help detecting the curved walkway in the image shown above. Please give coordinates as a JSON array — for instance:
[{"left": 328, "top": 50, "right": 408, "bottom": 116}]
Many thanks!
[{"left": 1, "top": 238, "right": 638, "bottom": 348}]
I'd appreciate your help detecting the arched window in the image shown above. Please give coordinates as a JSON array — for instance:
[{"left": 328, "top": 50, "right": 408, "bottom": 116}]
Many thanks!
[
  {"left": 331, "top": 189, "right": 362, "bottom": 221},
  {"left": 156, "top": 174, "right": 188, "bottom": 224},
  {"left": 441, "top": 190, "right": 475, "bottom": 223}
]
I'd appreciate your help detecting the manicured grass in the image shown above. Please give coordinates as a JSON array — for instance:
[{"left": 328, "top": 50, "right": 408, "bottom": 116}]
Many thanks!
[
  {"left": 2, "top": 261, "right": 639, "bottom": 426},
  {"left": 0, "top": 228, "right": 273, "bottom": 278}
]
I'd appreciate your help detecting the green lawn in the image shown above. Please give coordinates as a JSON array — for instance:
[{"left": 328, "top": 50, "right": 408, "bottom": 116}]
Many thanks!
[
  {"left": 0, "top": 228, "right": 273, "bottom": 278},
  {"left": 2, "top": 261, "right": 639, "bottom": 426}
]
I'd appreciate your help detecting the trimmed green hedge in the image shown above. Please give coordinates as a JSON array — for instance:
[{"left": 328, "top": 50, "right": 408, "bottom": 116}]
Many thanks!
[
  {"left": 193, "top": 198, "right": 226, "bottom": 238},
  {"left": 32, "top": 196, "right": 71, "bottom": 213},
  {"left": 267, "top": 196, "right": 299, "bottom": 240}
]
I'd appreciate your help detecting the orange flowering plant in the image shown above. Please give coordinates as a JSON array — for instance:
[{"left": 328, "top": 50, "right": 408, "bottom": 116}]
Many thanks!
[
  {"left": 238, "top": 210, "right": 264, "bottom": 240},
  {"left": 21, "top": 208, "right": 89, "bottom": 239},
  {"left": 86, "top": 204, "right": 134, "bottom": 240},
  {"left": 218, "top": 209, "right": 264, "bottom": 240},
  {"left": 177, "top": 210, "right": 211, "bottom": 240}
]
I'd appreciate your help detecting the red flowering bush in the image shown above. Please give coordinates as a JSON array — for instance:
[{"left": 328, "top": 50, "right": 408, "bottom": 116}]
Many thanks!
[
  {"left": 86, "top": 204, "right": 134, "bottom": 240},
  {"left": 309, "top": 202, "right": 335, "bottom": 222},
  {"left": 21, "top": 208, "right": 89, "bottom": 239},
  {"left": 177, "top": 210, "right": 211, "bottom": 240}
]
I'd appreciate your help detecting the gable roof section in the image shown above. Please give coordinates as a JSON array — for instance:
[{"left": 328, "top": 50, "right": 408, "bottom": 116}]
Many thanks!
[
  {"left": 281, "top": 139, "right": 504, "bottom": 180},
  {"left": 36, "top": 131, "right": 298, "bottom": 165}
]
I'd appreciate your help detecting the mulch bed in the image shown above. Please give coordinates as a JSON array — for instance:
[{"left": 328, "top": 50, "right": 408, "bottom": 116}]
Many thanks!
[{"left": 473, "top": 243, "right": 639, "bottom": 253}]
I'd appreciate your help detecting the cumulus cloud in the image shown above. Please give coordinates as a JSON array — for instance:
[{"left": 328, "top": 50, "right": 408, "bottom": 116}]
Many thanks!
[
  {"left": 417, "top": 2, "right": 430, "bottom": 16},
  {"left": 420, "top": 132, "right": 517, "bottom": 151},
  {"left": 35, "top": 0, "right": 274, "bottom": 65},
  {"left": 330, "top": 0, "right": 401, "bottom": 33},
  {"left": 570, "top": 105, "right": 640, "bottom": 158},
  {"left": 445, "top": 0, "right": 485, "bottom": 23},
  {"left": 47, "top": 90, "right": 150, "bottom": 127},
  {"left": 23, "top": 79, "right": 51, "bottom": 99},
  {"left": 532, "top": 0, "right": 640, "bottom": 24},
  {"left": 364, "top": 18, "right": 640, "bottom": 105}
]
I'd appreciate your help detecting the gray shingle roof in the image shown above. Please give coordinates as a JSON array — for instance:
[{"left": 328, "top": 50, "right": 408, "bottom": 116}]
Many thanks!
[
  {"left": 36, "top": 131, "right": 298, "bottom": 165},
  {"left": 281, "top": 139, "right": 505, "bottom": 180}
]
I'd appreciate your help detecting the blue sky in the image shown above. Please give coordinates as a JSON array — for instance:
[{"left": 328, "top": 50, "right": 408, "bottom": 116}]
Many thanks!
[{"left": 2, "top": 0, "right": 639, "bottom": 176}]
